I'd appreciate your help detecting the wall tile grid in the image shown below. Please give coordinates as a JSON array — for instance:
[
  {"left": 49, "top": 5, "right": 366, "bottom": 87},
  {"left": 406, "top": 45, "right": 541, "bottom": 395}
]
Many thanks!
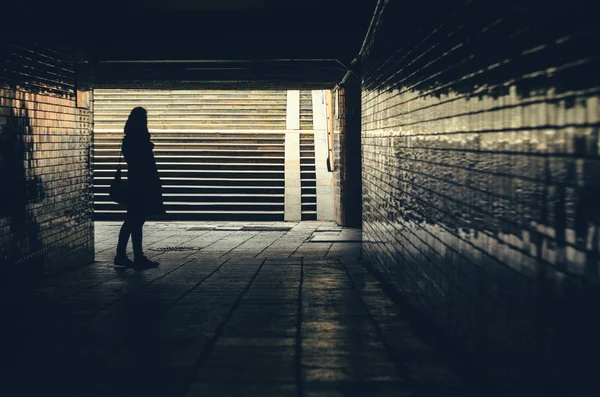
[
  {"left": 0, "top": 41, "right": 94, "bottom": 277},
  {"left": 333, "top": 87, "right": 346, "bottom": 225},
  {"left": 360, "top": 0, "right": 600, "bottom": 391},
  {"left": 333, "top": 80, "right": 362, "bottom": 228}
]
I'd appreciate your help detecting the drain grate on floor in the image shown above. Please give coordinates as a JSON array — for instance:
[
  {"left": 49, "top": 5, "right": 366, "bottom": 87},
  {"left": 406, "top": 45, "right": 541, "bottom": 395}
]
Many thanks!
[
  {"left": 148, "top": 247, "right": 197, "bottom": 252},
  {"left": 241, "top": 226, "right": 292, "bottom": 232},
  {"left": 187, "top": 226, "right": 293, "bottom": 232}
]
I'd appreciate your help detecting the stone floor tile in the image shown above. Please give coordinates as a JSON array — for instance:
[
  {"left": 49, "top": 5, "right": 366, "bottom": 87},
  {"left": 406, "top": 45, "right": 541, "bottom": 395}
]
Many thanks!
[
  {"left": 185, "top": 382, "right": 297, "bottom": 397},
  {"left": 302, "top": 366, "right": 404, "bottom": 382},
  {"left": 0, "top": 222, "right": 479, "bottom": 396},
  {"left": 303, "top": 380, "right": 415, "bottom": 397}
]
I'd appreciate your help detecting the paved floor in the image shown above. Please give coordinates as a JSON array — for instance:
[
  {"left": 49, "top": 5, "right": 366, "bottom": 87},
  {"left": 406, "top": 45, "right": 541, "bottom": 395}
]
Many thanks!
[{"left": 2, "top": 221, "right": 476, "bottom": 396}]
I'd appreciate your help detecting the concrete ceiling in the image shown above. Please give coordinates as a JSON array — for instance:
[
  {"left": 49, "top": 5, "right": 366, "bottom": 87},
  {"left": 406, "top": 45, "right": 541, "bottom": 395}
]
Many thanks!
[
  {"left": 131, "top": 0, "right": 337, "bottom": 11},
  {"left": 5, "top": 0, "right": 379, "bottom": 88}
]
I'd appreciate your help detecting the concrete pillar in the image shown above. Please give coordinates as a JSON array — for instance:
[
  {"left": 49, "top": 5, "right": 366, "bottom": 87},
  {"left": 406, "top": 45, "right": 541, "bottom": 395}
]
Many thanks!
[
  {"left": 284, "top": 130, "right": 301, "bottom": 221},
  {"left": 286, "top": 90, "right": 300, "bottom": 130},
  {"left": 312, "top": 90, "right": 326, "bottom": 131},
  {"left": 285, "top": 90, "right": 301, "bottom": 221},
  {"left": 312, "top": 90, "right": 334, "bottom": 221}
]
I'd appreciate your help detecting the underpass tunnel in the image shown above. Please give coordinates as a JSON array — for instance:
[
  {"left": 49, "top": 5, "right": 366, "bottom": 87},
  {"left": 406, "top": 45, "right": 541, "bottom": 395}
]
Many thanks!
[{"left": 1, "top": 0, "right": 599, "bottom": 395}]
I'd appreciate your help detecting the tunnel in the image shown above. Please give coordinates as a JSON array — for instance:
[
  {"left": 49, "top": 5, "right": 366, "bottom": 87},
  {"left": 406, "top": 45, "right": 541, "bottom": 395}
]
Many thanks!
[{"left": 1, "top": 0, "right": 599, "bottom": 396}]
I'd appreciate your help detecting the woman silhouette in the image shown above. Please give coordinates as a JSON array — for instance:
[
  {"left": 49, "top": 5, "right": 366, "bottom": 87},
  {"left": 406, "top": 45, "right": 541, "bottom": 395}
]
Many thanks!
[{"left": 114, "top": 107, "right": 165, "bottom": 268}]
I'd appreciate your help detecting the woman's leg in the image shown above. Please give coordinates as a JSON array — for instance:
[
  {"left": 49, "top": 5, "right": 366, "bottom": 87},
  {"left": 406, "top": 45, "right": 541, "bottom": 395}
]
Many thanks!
[
  {"left": 130, "top": 213, "right": 147, "bottom": 259},
  {"left": 116, "top": 219, "right": 132, "bottom": 256}
]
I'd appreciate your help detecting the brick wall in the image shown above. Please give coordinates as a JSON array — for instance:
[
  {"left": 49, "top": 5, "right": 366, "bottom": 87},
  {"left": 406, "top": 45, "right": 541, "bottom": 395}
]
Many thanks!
[
  {"left": 360, "top": 0, "right": 600, "bottom": 392},
  {"left": 0, "top": 41, "right": 94, "bottom": 279}
]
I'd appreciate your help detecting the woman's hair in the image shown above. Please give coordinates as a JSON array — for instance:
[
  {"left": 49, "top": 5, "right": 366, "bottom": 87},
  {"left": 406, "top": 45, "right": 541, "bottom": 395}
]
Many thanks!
[{"left": 124, "top": 107, "right": 149, "bottom": 137}]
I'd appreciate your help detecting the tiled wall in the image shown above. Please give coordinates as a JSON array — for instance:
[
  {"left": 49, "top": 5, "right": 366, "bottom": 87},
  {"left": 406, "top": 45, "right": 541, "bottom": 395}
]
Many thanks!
[
  {"left": 333, "top": 78, "right": 362, "bottom": 228},
  {"left": 344, "top": 80, "right": 362, "bottom": 228},
  {"left": 333, "top": 87, "right": 346, "bottom": 225},
  {"left": 360, "top": 0, "right": 600, "bottom": 391},
  {"left": 0, "top": 41, "right": 94, "bottom": 278}
]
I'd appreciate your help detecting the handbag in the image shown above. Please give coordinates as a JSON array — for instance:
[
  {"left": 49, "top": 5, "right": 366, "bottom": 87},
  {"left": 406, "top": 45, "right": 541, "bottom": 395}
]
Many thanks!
[{"left": 109, "top": 141, "right": 129, "bottom": 206}]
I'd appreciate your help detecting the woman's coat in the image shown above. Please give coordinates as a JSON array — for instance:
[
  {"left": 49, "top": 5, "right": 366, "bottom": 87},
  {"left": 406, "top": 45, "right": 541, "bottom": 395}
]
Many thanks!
[{"left": 122, "top": 134, "right": 165, "bottom": 216}]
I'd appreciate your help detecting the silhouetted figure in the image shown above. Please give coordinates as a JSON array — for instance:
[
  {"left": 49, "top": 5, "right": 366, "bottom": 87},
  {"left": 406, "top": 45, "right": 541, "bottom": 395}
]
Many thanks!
[{"left": 114, "top": 107, "right": 165, "bottom": 269}]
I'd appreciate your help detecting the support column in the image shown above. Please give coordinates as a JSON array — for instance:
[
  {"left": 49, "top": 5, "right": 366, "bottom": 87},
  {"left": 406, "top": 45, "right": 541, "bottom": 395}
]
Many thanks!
[
  {"left": 285, "top": 91, "right": 301, "bottom": 221},
  {"left": 312, "top": 90, "right": 334, "bottom": 221},
  {"left": 286, "top": 90, "right": 300, "bottom": 130}
]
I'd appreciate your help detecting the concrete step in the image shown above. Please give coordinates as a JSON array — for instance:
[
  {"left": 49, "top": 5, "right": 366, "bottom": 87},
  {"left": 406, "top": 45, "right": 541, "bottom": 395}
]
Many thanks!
[
  {"left": 95, "top": 176, "right": 284, "bottom": 186},
  {"left": 93, "top": 185, "right": 285, "bottom": 194},
  {"left": 94, "top": 137, "right": 285, "bottom": 145},
  {"left": 93, "top": 92, "right": 287, "bottom": 97},
  {"left": 94, "top": 92, "right": 287, "bottom": 99},
  {"left": 94, "top": 155, "right": 284, "bottom": 164},
  {"left": 95, "top": 125, "right": 288, "bottom": 131},
  {"left": 93, "top": 162, "right": 284, "bottom": 171},
  {"left": 95, "top": 104, "right": 287, "bottom": 111},
  {"left": 93, "top": 149, "right": 285, "bottom": 157},
  {"left": 94, "top": 134, "right": 287, "bottom": 141},
  {"left": 302, "top": 195, "right": 317, "bottom": 202},
  {"left": 94, "top": 136, "right": 285, "bottom": 142},
  {"left": 95, "top": 192, "right": 283, "bottom": 202},
  {"left": 94, "top": 142, "right": 285, "bottom": 151},
  {"left": 94, "top": 106, "right": 288, "bottom": 114},
  {"left": 94, "top": 202, "right": 284, "bottom": 212},
  {"left": 94, "top": 169, "right": 284, "bottom": 179},
  {"left": 93, "top": 96, "right": 287, "bottom": 101},
  {"left": 95, "top": 122, "right": 288, "bottom": 129},
  {"left": 93, "top": 98, "right": 287, "bottom": 103},
  {"left": 95, "top": 99, "right": 287, "bottom": 105},
  {"left": 95, "top": 117, "right": 287, "bottom": 123},
  {"left": 94, "top": 210, "right": 285, "bottom": 221},
  {"left": 94, "top": 88, "right": 287, "bottom": 93},
  {"left": 94, "top": 128, "right": 287, "bottom": 134},
  {"left": 95, "top": 115, "right": 287, "bottom": 122}
]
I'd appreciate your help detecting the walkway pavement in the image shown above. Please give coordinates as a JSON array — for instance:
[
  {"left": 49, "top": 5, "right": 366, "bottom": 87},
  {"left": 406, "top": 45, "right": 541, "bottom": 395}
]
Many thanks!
[{"left": 2, "top": 221, "right": 477, "bottom": 396}]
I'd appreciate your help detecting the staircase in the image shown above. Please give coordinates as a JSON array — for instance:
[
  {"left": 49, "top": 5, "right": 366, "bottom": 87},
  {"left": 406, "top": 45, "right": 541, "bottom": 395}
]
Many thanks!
[
  {"left": 300, "top": 131, "right": 317, "bottom": 220},
  {"left": 300, "top": 90, "right": 313, "bottom": 130},
  {"left": 300, "top": 90, "right": 318, "bottom": 220},
  {"left": 93, "top": 89, "right": 290, "bottom": 221}
]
